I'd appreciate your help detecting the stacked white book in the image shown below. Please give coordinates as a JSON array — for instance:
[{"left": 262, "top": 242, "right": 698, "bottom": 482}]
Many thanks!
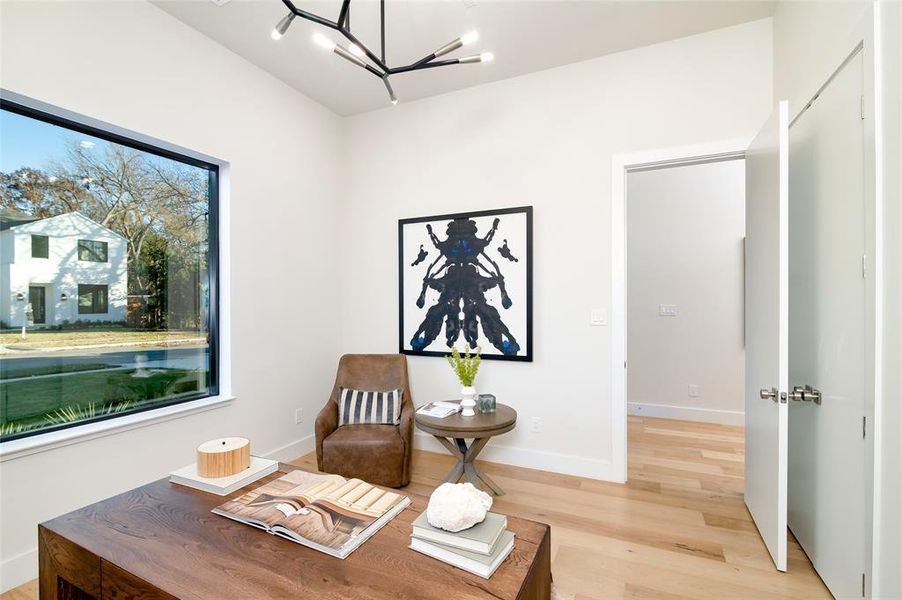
[{"left": 409, "top": 512, "right": 513, "bottom": 579}]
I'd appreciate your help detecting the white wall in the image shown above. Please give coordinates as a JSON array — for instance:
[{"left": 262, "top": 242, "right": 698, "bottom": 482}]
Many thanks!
[
  {"left": 0, "top": 1, "right": 343, "bottom": 591},
  {"left": 773, "top": 1, "right": 874, "bottom": 117},
  {"left": 626, "top": 159, "right": 746, "bottom": 425},
  {"left": 339, "top": 19, "right": 772, "bottom": 478}
]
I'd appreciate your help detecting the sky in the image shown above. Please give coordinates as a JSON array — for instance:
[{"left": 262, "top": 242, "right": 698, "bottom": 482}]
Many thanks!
[
  {"left": 0, "top": 108, "right": 203, "bottom": 176},
  {"left": 0, "top": 109, "right": 110, "bottom": 173}
]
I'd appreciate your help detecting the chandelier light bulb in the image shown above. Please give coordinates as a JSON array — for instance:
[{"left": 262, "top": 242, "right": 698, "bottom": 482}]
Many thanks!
[
  {"left": 461, "top": 31, "right": 479, "bottom": 45},
  {"left": 313, "top": 32, "right": 337, "bottom": 52},
  {"left": 271, "top": 13, "right": 295, "bottom": 41},
  {"left": 349, "top": 43, "right": 366, "bottom": 58},
  {"left": 382, "top": 76, "right": 398, "bottom": 105},
  {"left": 459, "top": 53, "right": 490, "bottom": 64}
]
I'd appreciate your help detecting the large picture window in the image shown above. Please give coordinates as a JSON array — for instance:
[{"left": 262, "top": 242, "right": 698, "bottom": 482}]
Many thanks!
[{"left": 0, "top": 100, "right": 219, "bottom": 442}]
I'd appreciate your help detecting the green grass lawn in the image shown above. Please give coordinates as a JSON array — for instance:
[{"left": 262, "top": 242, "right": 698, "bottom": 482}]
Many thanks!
[
  {"left": 0, "top": 328, "right": 206, "bottom": 351},
  {"left": 0, "top": 368, "right": 207, "bottom": 433}
]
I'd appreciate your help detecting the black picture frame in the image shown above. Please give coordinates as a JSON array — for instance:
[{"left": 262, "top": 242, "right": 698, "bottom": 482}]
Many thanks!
[{"left": 398, "top": 206, "right": 533, "bottom": 362}]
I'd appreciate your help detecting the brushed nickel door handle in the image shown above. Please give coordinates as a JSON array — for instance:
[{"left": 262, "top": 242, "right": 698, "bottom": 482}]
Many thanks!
[
  {"left": 760, "top": 387, "right": 778, "bottom": 402},
  {"left": 788, "top": 385, "right": 822, "bottom": 404}
]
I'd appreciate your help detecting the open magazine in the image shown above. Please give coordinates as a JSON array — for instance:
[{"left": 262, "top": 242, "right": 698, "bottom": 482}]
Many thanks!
[{"left": 212, "top": 470, "right": 410, "bottom": 559}]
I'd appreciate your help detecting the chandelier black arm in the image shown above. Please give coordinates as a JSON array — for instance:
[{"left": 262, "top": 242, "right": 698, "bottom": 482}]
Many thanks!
[
  {"left": 338, "top": 0, "right": 350, "bottom": 30},
  {"left": 280, "top": 0, "right": 390, "bottom": 74},
  {"left": 388, "top": 59, "right": 464, "bottom": 75},
  {"left": 278, "top": 0, "right": 476, "bottom": 81},
  {"left": 341, "top": 28, "right": 390, "bottom": 74},
  {"left": 280, "top": 0, "right": 337, "bottom": 31},
  {"left": 380, "top": 0, "right": 386, "bottom": 62}
]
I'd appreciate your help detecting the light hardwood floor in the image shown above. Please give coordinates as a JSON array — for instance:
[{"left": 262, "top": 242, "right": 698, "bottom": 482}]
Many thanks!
[{"left": 2, "top": 416, "right": 830, "bottom": 599}]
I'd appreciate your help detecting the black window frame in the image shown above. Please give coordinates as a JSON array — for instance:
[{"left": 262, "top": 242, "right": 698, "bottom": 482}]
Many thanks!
[
  {"left": 31, "top": 234, "right": 49, "bottom": 258},
  {"left": 0, "top": 98, "right": 221, "bottom": 442},
  {"left": 77, "top": 239, "right": 108, "bottom": 262},
  {"left": 77, "top": 284, "right": 109, "bottom": 314}
]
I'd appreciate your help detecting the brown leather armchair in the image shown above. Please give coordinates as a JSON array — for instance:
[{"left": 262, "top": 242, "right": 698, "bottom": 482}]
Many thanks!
[{"left": 315, "top": 354, "right": 414, "bottom": 488}]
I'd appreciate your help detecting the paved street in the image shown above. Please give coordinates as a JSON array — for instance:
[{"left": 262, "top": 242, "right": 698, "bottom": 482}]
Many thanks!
[{"left": 0, "top": 345, "right": 210, "bottom": 378}]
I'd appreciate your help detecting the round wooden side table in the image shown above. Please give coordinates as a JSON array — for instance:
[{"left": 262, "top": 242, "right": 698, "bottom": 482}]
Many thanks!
[{"left": 414, "top": 402, "right": 517, "bottom": 496}]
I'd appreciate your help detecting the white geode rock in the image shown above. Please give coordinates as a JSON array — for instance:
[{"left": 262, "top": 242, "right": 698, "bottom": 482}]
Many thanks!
[{"left": 426, "top": 482, "right": 493, "bottom": 532}]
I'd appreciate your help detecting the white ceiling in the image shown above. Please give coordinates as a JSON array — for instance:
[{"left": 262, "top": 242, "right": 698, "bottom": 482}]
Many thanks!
[{"left": 154, "top": 0, "right": 774, "bottom": 116}]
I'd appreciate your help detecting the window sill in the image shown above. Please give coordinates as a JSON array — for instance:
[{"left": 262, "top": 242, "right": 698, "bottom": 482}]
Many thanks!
[{"left": 0, "top": 394, "right": 235, "bottom": 462}]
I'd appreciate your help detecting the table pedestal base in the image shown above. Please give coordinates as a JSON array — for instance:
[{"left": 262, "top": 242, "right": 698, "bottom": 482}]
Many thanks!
[{"left": 433, "top": 436, "right": 505, "bottom": 496}]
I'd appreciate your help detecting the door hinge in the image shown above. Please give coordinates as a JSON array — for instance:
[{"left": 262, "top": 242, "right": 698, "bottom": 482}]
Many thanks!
[
  {"left": 863, "top": 416, "right": 867, "bottom": 439},
  {"left": 862, "top": 572, "right": 866, "bottom": 597},
  {"left": 624, "top": 361, "right": 627, "bottom": 369},
  {"left": 862, "top": 254, "right": 868, "bottom": 278},
  {"left": 861, "top": 95, "right": 866, "bottom": 120}
]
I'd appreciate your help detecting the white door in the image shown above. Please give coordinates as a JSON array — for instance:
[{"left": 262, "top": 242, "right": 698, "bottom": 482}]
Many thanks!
[
  {"left": 744, "top": 101, "right": 789, "bottom": 572},
  {"left": 788, "top": 51, "right": 866, "bottom": 598}
]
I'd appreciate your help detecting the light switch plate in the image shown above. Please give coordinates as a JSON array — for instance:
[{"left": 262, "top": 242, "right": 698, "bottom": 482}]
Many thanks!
[
  {"left": 590, "top": 308, "right": 607, "bottom": 326},
  {"left": 659, "top": 304, "right": 678, "bottom": 317}
]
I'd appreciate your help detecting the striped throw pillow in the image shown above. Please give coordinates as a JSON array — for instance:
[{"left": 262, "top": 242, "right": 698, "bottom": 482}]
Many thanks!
[{"left": 338, "top": 387, "right": 403, "bottom": 427}]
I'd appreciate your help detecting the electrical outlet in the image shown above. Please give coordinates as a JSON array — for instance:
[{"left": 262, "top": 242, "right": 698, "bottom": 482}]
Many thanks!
[
  {"left": 530, "top": 417, "right": 542, "bottom": 433},
  {"left": 590, "top": 308, "right": 607, "bottom": 326},
  {"left": 688, "top": 384, "right": 699, "bottom": 398},
  {"left": 294, "top": 408, "right": 304, "bottom": 424}
]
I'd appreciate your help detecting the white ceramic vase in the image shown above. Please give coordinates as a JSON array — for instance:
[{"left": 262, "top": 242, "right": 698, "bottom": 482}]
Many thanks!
[{"left": 460, "top": 386, "right": 477, "bottom": 417}]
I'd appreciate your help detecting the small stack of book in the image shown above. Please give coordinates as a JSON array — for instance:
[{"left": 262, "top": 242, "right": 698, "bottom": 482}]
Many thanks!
[{"left": 409, "top": 511, "right": 514, "bottom": 579}]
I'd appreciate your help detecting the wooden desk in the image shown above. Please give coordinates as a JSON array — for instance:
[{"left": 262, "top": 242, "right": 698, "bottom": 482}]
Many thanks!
[
  {"left": 415, "top": 403, "right": 517, "bottom": 495},
  {"left": 38, "top": 463, "right": 550, "bottom": 599}
]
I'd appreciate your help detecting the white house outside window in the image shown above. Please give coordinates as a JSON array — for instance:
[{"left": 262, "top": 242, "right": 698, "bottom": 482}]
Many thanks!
[
  {"left": 77, "top": 284, "right": 108, "bottom": 314},
  {"left": 77, "top": 239, "right": 108, "bottom": 262},
  {"left": 31, "top": 234, "right": 48, "bottom": 258},
  {"left": 0, "top": 101, "right": 220, "bottom": 441}
]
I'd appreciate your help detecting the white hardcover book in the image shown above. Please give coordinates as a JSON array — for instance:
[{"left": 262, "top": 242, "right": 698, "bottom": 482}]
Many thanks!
[
  {"left": 416, "top": 402, "right": 461, "bottom": 418},
  {"left": 169, "top": 456, "right": 279, "bottom": 495},
  {"left": 409, "top": 531, "right": 515, "bottom": 579}
]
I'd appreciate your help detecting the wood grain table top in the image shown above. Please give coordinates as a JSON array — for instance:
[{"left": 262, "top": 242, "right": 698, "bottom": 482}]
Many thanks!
[
  {"left": 39, "top": 463, "right": 548, "bottom": 599},
  {"left": 415, "top": 402, "right": 517, "bottom": 436}
]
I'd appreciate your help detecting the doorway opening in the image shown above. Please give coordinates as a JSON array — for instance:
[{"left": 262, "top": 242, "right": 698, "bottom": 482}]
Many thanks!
[
  {"left": 625, "top": 156, "right": 746, "bottom": 428},
  {"left": 610, "top": 139, "right": 749, "bottom": 483}
]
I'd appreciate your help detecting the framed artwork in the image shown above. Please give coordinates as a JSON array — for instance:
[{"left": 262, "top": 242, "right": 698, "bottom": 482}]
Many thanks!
[{"left": 398, "top": 206, "right": 533, "bottom": 361}]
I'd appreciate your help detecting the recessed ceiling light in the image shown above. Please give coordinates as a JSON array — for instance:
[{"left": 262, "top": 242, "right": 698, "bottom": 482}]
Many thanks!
[{"left": 209, "top": 0, "right": 231, "bottom": 6}]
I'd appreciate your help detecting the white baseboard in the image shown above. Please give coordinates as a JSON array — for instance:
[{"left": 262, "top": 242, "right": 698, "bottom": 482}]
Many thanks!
[
  {"left": 1, "top": 548, "right": 37, "bottom": 593},
  {"left": 262, "top": 433, "right": 316, "bottom": 463},
  {"left": 413, "top": 433, "right": 614, "bottom": 481},
  {"left": 628, "top": 402, "right": 745, "bottom": 426}
]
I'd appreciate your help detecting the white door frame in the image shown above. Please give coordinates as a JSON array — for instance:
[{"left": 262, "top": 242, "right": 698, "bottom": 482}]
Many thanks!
[{"left": 610, "top": 138, "right": 751, "bottom": 483}]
